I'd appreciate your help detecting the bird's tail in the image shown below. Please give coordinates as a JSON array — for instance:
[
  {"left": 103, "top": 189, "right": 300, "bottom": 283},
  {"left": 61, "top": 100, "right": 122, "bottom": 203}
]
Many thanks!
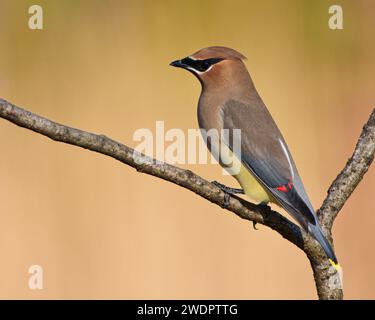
[
  {"left": 308, "top": 222, "right": 343, "bottom": 286},
  {"left": 271, "top": 187, "right": 342, "bottom": 281},
  {"left": 308, "top": 222, "right": 341, "bottom": 270}
]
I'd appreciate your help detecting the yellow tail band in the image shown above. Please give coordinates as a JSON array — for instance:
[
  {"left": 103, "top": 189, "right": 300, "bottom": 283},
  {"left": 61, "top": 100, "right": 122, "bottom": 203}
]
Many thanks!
[
  {"left": 329, "top": 259, "right": 344, "bottom": 288},
  {"left": 329, "top": 259, "right": 341, "bottom": 271},
  {"left": 328, "top": 259, "right": 342, "bottom": 271}
]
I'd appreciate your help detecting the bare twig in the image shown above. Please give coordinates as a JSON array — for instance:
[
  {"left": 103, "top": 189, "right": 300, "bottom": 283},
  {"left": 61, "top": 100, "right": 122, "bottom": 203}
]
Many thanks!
[
  {"left": 0, "top": 98, "right": 374, "bottom": 299},
  {"left": 318, "top": 111, "right": 375, "bottom": 231}
]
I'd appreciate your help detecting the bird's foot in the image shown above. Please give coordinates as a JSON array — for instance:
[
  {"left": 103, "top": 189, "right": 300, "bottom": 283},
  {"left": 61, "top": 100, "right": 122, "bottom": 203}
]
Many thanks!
[
  {"left": 211, "top": 180, "right": 244, "bottom": 209},
  {"left": 211, "top": 181, "right": 244, "bottom": 194},
  {"left": 256, "top": 201, "right": 270, "bottom": 211},
  {"left": 251, "top": 202, "right": 269, "bottom": 230},
  {"left": 223, "top": 193, "right": 231, "bottom": 208}
]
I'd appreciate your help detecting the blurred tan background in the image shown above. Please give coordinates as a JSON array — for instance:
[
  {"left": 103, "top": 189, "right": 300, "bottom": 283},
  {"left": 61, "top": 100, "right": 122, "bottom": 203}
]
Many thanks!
[{"left": 0, "top": 0, "right": 374, "bottom": 299}]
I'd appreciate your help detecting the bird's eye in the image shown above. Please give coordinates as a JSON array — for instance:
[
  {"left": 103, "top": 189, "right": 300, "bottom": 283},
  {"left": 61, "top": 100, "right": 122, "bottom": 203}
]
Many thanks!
[
  {"left": 200, "top": 61, "right": 211, "bottom": 71},
  {"left": 184, "top": 58, "right": 223, "bottom": 73}
]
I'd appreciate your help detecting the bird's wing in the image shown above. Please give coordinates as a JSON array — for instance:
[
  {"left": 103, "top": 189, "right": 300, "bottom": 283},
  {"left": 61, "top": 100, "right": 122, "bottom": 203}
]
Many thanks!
[{"left": 222, "top": 99, "right": 316, "bottom": 226}]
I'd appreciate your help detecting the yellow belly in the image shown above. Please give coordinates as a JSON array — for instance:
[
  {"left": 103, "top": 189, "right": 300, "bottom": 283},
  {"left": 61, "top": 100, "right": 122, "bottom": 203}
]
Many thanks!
[
  {"left": 215, "top": 141, "right": 274, "bottom": 204},
  {"left": 234, "top": 163, "right": 273, "bottom": 204}
]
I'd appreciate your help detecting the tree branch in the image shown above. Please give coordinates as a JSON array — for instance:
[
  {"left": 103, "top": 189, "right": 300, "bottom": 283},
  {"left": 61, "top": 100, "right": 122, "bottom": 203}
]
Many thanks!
[
  {"left": 0, "top": 98, "right": 374, "bottom": 299},
  {"left": 318, "top": 111, "right": 375, "bottom": 231}
]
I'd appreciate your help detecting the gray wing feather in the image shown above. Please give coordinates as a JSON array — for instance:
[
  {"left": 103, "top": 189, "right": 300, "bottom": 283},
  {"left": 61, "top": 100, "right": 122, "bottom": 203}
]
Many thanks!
[{"left": 222, "top": 99, "right": 316, "bottom": 226}]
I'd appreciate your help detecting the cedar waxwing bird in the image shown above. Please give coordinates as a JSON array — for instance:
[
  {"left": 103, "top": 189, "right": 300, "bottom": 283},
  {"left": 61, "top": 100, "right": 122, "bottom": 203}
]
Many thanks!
[{"left": 170, "top": 46, "right": 341, "bottom": 271}]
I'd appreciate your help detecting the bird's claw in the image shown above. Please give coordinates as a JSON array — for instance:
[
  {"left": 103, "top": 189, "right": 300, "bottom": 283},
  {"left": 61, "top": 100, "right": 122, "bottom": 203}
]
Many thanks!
[
  {"left": 222, "top": 193, "right": 231, "bottom": 208},
  {"left": 211, "top": 180, "right": 244, "bottom": 194},
  {"left": 258, "top": 203, "right": 270, "bottom": 211},
  {"left": 211, "top": 180, "right": 244, "bottom": 208}
]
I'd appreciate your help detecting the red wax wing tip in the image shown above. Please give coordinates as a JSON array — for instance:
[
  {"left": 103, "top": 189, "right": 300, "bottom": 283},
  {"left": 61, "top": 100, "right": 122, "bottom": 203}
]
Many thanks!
[
  {"left": 275, "top": 185, "right": 288, "bottom": 192},
  {"left": 275, "top": 180, "right": 293, "bottom": 193}
]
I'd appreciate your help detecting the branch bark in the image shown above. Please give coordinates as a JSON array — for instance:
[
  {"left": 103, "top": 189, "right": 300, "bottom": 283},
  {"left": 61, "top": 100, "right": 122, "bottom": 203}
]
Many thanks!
[{"left": 0, "top": 98, "right": 374, "bottom": 299}]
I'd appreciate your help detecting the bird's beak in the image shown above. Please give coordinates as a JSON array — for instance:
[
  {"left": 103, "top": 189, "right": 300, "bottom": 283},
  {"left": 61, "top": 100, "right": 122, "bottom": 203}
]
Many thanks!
[{"left": 169, "top": 59, "right": 188, "bottom": 69}]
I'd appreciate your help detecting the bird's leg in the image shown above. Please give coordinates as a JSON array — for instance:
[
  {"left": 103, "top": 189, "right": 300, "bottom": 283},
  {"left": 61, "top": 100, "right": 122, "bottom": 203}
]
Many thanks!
[
  {"left": 211, "top": 181, "right": 244, "bottom": 194},
  {"left": 251, "top": 202, "right": 270, "bottom": 230},
  {"left": 211, "top": 180, "right": 244, "bottom": 208},
  {"left": 257, "top": 202, "right": 270, "bottom": 211},
  {"left": 223, "top": 193, "right": 231, "bottom": 209}
]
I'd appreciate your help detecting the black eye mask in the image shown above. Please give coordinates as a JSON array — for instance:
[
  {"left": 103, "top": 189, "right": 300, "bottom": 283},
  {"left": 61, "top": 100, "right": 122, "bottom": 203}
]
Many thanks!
[{"left": 181, "top": 57, "right": 224, "bottom": 72}]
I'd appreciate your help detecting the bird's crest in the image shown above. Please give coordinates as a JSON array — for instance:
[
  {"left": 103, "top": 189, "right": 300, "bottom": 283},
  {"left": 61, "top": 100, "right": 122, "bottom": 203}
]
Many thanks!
[{"left": 191, "top": 46, "right": 247, "bottom": 61}]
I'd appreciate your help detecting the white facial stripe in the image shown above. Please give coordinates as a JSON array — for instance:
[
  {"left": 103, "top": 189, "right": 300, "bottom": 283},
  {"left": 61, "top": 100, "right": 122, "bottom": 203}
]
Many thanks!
[
  {"left": 205, "top": 65, "right": 214, "bottom": 72},
  {"left": 185, "top": 66, "right": 202, "bottom": 74},
  {"left": 185, "top": 56, "right": 223, "bottom": 74},
  {"left": 187, "top": 64, "right": 214, "bottom": 75},
  {"left": 279, "top": 138, "right": 294, "bottom": 179}
]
